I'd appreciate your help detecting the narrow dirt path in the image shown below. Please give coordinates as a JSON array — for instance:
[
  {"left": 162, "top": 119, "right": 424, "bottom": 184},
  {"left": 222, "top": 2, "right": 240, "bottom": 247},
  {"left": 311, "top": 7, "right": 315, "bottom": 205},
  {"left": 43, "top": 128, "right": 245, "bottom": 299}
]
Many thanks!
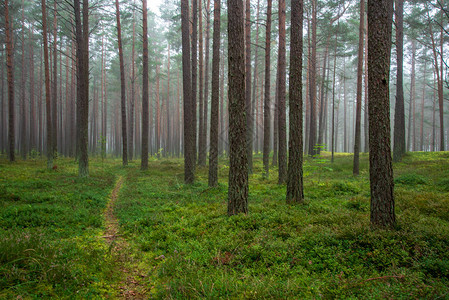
[{"left": 103, "top": 176, "right": 150, "bottom": 299}]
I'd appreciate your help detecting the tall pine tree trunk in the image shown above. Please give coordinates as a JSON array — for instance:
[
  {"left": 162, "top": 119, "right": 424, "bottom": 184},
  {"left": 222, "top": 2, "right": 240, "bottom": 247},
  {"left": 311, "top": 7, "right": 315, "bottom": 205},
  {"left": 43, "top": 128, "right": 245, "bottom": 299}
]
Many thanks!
[
  {"left": 308, "top": 0, "right": 318, "bottom": 156},
  {"left": 182, "top": 0, "right": 195, "bottom": 183},
  {"left": 245, "top": 0, "right": 253, "bottom": 173},
  {"left": 393, "top": 0, "right": 405, "bottom": 162},
  {"left": 192, "top": 0, "right": 198, "bottom": 164},
  {"left": 141, "top": 0, "right": 149, "bottom": 170},
  {"left": 227, "top": 0, "right": 248, "bottom": 216},
  {"left": 208, "top": 0, "right": 221, "bottom": 187},
  {"left": 353, "top": 0, "right": 365, "bottom": 174},
  {"left": 368, "top": 0, "right": 395, "bottom": 228},
  {"left": 115, "top": 0, "right": 128, "bottom": 165},
  {"left": 198, "top": 0, "right": 206, "bottom": 165},
  {"left": 277, "top": 0, "right": 287, "bottom": 183},
  {"left": 286, "top": 0, "right": 304, "bottom": 203},
  {"left": 42, "top": 0, "right": 52, "bottom": 167}
]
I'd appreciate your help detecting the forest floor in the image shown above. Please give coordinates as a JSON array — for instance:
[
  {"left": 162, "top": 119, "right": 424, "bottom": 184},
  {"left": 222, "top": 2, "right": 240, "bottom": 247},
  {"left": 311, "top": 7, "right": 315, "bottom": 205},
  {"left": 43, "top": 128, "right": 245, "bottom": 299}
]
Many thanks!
[{"left": 0, "top": 152, "right": 449, "bottom": 298}]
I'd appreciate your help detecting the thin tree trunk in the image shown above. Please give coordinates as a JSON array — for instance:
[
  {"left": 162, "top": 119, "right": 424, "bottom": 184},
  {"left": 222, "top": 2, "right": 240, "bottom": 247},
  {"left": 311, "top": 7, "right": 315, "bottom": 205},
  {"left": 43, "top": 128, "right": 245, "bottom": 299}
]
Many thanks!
[
  {"left": 252, "top": 0, "right": 261, "bottom": 154},
  {"left": 219, "top": 51, "right": 225, "bottom": 155},
  {"left": 198, "top": 0, "right": 206, "bottom": 165},
  {"left": 263, "top": 0, "right": 272, "bottom": 177},
  {"left": 166, "top": 45, "right": 171, "bottom": 157},
  {"left": 318, "top": 40, "right": 330, "bottom": 156},
  {"left": 156, "top": 61, "right": 161, "bottom": 157},
  {"left": 308, "top": 0, "right": 318, "bottom": 156},
  {"left": 115, "top": 0, "right": 128, "bottom": 165},
  {"left": 1, "top": 47, "right": 4, "bottom": 154},
  {"left": 42, "top": 0, "right": 52, "bottom": 167},
  {"left": 363, "top": 15, "right": 369, "bottom": 152},
  {"left": 392, "top": 0, "right": 405, "bottom": 161},
  {"left": 181, "top": 0, "right": 195, "bottom": 183},
  {"left": 407, "top": 40, "right": 416, "bottom": 152},
  {"left": 420, "top": 57, "right": 426, "bottom": 151},
  {"left": 130, "top": 8, "right": 136, "bottom": 161},
  {"left": 141, "top": 0, "right": 149, "bottom": 169},
  {"left": 75, "top": 0, "right": 89, "bottom": 176},
  {"left": 286, "top": 0, "right": 304, "bottom": 203},
  {"left": 245, "top": 0, "right": 253, "bottom": 173},
  {"left": 208, "top": 0, "right": 220, "bottom": 187},
  {"left": 331, "top": 23, "right": 338, "bottom": 163},
  {"left": 192, "top": 0, "right": 198, "bottom": 164},
  {"left": 353, "top": 0, "right": 365, "bottom": 174},
  {"left": 21, "top": 1, "right": 27, "bottom": 159},
  {"left": 203, "top": 0, "right": 211, "bottom": 163},
  {"left": 277, "top": 0, "right": 287, "bottom": 183},
  {"left": 52, "top": 0, "right": 57, "bottom": 157}
]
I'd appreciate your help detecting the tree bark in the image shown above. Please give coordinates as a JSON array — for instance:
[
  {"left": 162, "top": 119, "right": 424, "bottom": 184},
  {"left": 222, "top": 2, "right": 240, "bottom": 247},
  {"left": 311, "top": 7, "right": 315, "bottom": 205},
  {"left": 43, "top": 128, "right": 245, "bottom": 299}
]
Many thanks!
[
  {"left": 130, "top": 9, "right": 136, "bottom": 161},
  {"left": 115, "top": 0, "right": 128, "bottom": 165},
  {"left": 5, "top": 0, "right": 15, "bottom": 162},
  {"left": 392, "top": 0, "right": 405, "bottom": 162},
  {"left": 277, "top": 0, "right": 287, "bottom": 183},
  {"left": 203, "top": 0, "right": 211, "bottom": 162},
  {"left": 367, "top": 0, "right": 395, "bottom": 228},
  {"left": 208, "top": 0, "right": 221, "bottom": 187},
  {"left": 192, "top": 0, "right": 198, "bottom": 164},
  {"left": 52, "top": 0, "right": 58, "bottom": 157},
  {"left": 227, "top": 0, "right": 248, "bottom": 215},
  {"left": 407, "top": 40, "right": 416, "bottom": 152},
  {"left": 245, "top": 0, "right": 253, "bottom": 173},
  {"left": 21, "top": 1, "right": 27, "bottom": 159},
  {"left": 286, "top": 0, "right": 304, "bottom": 204},
  {"left": 353, "top": 0, "right": 365, "bottom": 174},
  {"left": 75, "top": 0, "right": 89, "bottom": 176},
  {"left": 141, "top": 0, "right": 149, "bottom": 170},
  {"left": 198, "top": 0, "right": 206, "bottom": 165},
  {"left": 308, "top": 0, "right": 318, "bottom": 156},
  {"left": 182, "top": 0, "right": 195, "bottom": 183},
  {"left": 42, "top": 0, "right": 52, "bottom": 167}
]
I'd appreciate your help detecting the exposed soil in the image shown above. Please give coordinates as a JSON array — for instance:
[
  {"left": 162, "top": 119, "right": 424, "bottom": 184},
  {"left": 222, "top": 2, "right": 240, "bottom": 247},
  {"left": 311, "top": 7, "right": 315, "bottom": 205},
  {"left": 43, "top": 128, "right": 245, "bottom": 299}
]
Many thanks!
[{"left": 103, "top": 176, "right": 151, "bottom": 299}]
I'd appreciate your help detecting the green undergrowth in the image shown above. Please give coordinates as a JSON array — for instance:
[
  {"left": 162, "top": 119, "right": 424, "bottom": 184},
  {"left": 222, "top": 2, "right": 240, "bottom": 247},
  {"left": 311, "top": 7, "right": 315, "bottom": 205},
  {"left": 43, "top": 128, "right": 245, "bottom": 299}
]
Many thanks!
[
  {"left": 1, "top": 152, "right": 449, "bottom": 298},
  {"left": 0, "top": 157, "right": 123, "bottom": 298},
  {"left": 115, "top": 152, "right": 449, "bottom": 299}
]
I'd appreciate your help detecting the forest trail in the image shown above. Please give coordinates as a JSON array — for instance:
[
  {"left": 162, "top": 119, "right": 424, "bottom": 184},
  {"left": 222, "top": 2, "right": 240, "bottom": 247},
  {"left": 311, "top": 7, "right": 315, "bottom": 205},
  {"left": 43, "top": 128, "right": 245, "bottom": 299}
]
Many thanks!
[{"left": 103, "top": 176, "right": 150, "bottom": 299}]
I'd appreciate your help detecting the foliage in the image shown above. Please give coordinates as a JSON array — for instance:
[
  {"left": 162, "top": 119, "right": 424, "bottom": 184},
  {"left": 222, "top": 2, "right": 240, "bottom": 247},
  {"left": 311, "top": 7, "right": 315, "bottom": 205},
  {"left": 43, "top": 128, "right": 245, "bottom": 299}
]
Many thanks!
[{"left": 1, "top": 152, "right": 448, "bottom": 298}]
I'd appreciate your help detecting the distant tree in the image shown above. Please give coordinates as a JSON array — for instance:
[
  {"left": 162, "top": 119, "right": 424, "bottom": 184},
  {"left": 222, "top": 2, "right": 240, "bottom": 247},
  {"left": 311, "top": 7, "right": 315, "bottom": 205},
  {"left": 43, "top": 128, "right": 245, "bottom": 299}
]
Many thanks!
[
  {"left": 208, "top": 0, "right": 220, "bottom": 187},
  {"left": 286, "top": 0, "right": 304, "bottom": 204},
  {"left": 52, "top": 0, "right": 57, "bottom": 157},
  {"left": 141, "top": 0, "right": 149, "bottom": 170},
  {"left": 367, "top": 0, "right": 395, "bottom": 228},
  {"left": 353, "top": 0, "right": 366, "bottom": 174},
  {"left": 393, "top": 0, "right": 405, "bottom": 162},
  {"left": 308, "top": 0, "right": 318, "bottom": 156},
  {"left": 115, "top": 0, "right": 128, "bottom": 166},
  {"left": 227, "top": 0, "right": 248, "bottom": 215},
  {"left": 75, "top": 0, "right": 89, "bottom": 177},
  {"left": 5, "top": 0, "right": 15, "bottom": 162},
  {"left": 181, "top": 0, "right": 195, "bottom": 183},
  {"left": 263, "top": 0, "right": 272, "bottom": 176},
  {"left": 192, "top": 0, "right": 198, "bottom": 164},
  {"left": 42, "top": 0, "right": 52, "bottom": 168},
  {"left": 198, "top": 0, "right": 206, "bottom": 166},
  {"left": 246, "top": 0, "right": 253, "bottom": 173},
  {"left": 277, "top": 0, "right": 287, "bottom": 184},
  {"left": 20, "top": 2, "right": 27, "bottom": 160}
]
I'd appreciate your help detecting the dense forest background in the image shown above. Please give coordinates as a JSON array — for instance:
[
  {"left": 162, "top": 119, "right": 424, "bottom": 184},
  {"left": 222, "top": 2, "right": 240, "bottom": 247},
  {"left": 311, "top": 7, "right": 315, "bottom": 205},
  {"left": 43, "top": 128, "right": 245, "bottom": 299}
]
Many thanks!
[
  {"left": 0, "top": 0, "right": 447, "bottom": 164},
  {"left": 1, "top": 0, "right": 449, "bottom": 298}
]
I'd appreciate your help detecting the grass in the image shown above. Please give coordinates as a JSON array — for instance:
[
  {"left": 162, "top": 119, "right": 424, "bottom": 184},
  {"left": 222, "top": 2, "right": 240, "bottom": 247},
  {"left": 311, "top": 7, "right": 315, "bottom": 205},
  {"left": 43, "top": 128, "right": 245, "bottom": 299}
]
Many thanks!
[{"left": 1, "top": 152, "right": 449, "bottom": 298}]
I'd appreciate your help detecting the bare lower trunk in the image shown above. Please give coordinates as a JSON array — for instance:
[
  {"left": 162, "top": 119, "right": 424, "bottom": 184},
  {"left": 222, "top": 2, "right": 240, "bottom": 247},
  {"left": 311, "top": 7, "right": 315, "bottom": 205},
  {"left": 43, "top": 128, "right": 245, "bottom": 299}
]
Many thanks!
[
  {"left": 227, "top": 0, "right": 248, "bottom": 215},
  {"left": 262, "top": 0, "right": 272, "bottom": 176}
]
